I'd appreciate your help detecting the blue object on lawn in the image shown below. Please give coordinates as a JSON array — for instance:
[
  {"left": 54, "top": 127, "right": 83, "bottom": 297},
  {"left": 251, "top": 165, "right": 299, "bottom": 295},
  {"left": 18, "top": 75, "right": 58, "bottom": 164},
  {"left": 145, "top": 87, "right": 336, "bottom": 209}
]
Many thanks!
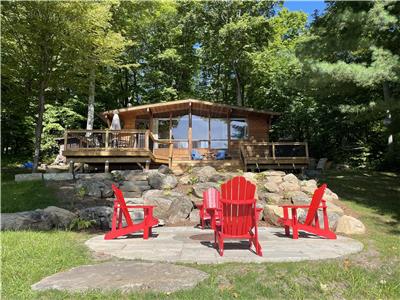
[
  {"left": 215, "top": 150, "right": 226, "bottom": 160},
  {"left": 191, "top": 149, "right": 203, "bottom": 160},
  {"left": 23, "top": 162, "right": 33, "bottom": 169}
]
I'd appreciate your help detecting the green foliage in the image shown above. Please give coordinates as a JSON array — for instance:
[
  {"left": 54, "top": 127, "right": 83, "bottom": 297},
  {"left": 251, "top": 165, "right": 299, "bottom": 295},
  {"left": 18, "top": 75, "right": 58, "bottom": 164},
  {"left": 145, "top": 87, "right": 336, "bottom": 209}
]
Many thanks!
[{"left": 69, "top": 218, "right": 96, "bottom": 231}]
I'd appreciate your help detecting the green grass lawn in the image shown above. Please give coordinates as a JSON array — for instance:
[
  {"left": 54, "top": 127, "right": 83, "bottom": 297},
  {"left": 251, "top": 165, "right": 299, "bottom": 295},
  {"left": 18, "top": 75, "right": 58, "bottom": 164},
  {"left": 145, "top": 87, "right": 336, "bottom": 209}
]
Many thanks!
[{"left": 1, "top": 170, "right": 399, "bottom": 299}]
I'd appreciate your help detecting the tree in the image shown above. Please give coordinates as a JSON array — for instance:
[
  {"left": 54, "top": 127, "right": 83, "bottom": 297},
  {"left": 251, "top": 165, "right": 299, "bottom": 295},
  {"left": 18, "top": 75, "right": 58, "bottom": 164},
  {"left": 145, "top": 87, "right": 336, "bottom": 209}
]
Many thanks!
[{"left": 1, "top": 2, "right": 79, "bottom": 171}]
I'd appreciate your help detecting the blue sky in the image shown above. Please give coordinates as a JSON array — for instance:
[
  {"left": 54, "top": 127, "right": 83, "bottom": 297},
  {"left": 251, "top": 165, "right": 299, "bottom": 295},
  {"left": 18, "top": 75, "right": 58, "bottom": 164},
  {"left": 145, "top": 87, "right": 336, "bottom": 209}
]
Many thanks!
[{"left": 283, "top": 1, "right": 327, "bottom": 23}]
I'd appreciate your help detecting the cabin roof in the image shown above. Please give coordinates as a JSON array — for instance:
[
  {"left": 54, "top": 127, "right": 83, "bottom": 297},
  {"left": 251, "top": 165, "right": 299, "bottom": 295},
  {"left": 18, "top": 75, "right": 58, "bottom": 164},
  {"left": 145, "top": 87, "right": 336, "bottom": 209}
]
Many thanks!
[{"left": 100, "top": 99, "right": 280, "bottom": 120}]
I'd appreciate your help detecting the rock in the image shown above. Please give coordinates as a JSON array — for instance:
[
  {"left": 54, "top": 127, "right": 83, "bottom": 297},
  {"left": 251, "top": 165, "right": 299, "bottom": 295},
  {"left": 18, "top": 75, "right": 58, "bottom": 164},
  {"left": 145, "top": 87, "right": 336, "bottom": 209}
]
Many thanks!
[
  {"left": 191, "top": 166, "right": 218, "bottom": 182},
  {"left": 143, "top": 190, "right": 175, "bottom": 219},
  {"left": 120, "top": 181, "right": 150, "bottom": 193},
  {"left": 167, "top": 197, "right": 193, "bottom": 224},
  {"left": 283, "top": 173, "right": 298, "bottom": 183},
  {"left": 300, "top": 179, "right": 317, "bottom": 187},
  {"left": 323, "top": 188, "right": 339, "bottom": 201},
  {"left": 179, "top": 174, "right": 192, "bottom": 185},
  {"left": 43, "top": 206, "right": 76, "bottom": 228},
  {"left": 192, "top": 182, "right": 220, "bottom": 198},
  {"left": 189, "top": 209, "right": 200, "bottom": 223},
  {"left": 1, "top": 210, "right": 53, "bottom": 231},
  {"left": 266, "top": 175, "right": 283, "bottom": 184},
  {"left": 301, "top": 185, "right": 317, "bottom": 195},
  {"left": 78, "top": 206, "right": 113, "bottom": 229},
  {"left": 158, "top": 165, "right": 173, "bottom": 174},
  {"left": 298, "top": 209, "right": 341, "bottom": 230},
  {"left": 263, "top": 205, "right": 304, "bottom": 226},
  {"left": 262, "top": 170, "right": 285, "bottom": 176},
  {"left": 286, "top": 191, "right": 310, "bottom": 204},
  {"left": 279, "top": 181, "right": 300, "bottom": 192},
  {"left": 173, "top": 169, "right": 185, "bottom": 176},
  {"left": 43, "top": 173, "right": 74, "bottom": 181},
  {"left": 335, "top": 215, "right": 366, "bottom": 235},
  {"left": 31, "top": 261, "right": 209, "bottom": 293},
  {"left": 111, "top": 170, "right": 147, "bottom": 182},
  {"left": 242, "top": 172, "right": 257, "bottom": 184},
  {"left": 76, "top": 179, "right": 114, "bottom": 198},
  {"left": 122, "top": 191, "right": 142, "bottom": 198},
  {"left": 264, "top": 182, "right": 280, "bottom": 193},
  {"left": 148, "top": 172, "right": 177, "bottom": 189},
  {"left": 15, "top": 173, "right": 43, "bottom": 182},
  {"left": 125, "top": 198, "right": 144, "bottom": 205},
  {"left": 75, "top": 173, "right": 113, "bottom": 181},
  {"left": 257, "top": 191, "right": 282, "bottom": 204},
  {"left": 208, "top": 173, "right": 228, "bottom": 183},
  {"left": 326, "top": 201, "right": 344, "bottom": 215},
  {"left": 256, "top": 203, "right": 264, "bottom": 221}
]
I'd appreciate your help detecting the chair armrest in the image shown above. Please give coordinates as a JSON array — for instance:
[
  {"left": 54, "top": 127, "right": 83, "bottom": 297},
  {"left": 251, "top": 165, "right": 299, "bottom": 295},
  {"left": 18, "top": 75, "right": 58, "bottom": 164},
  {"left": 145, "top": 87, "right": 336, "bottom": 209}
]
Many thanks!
[{"left": 279, "top": 205, "right": 326, "bottom": 209}]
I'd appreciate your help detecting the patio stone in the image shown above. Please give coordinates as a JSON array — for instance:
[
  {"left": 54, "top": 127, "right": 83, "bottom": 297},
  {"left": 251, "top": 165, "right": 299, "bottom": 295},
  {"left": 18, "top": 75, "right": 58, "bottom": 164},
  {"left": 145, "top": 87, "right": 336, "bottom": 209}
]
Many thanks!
[
  {"left": 31, "top": 261, "right": 208, "bottom": 293},
  {"left": 85, "top": 226, "right": 363, "bottom": 264}
]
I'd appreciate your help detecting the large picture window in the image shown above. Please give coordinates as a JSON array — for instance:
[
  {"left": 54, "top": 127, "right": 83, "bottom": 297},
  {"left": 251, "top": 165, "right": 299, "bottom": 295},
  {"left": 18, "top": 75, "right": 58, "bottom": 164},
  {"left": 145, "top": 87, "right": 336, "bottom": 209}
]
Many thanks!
[
  {"left": 210, "top": 118, "right": 228, "bottom": 149},
  {"left": 230, "top": 119, "right": 248, "bottom": 140}
]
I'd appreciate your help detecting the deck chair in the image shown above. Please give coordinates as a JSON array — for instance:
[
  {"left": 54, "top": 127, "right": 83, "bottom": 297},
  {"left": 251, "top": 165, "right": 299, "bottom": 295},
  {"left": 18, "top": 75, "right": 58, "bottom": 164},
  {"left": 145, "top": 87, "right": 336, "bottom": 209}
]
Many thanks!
[
  {"left": 191, "top": 149, "right": 204, "bottom": 160},
  {"left": 104, "top": 184, "right": 159, "bottom": 240},
  {"left": 278, "top": 183, "right": 337, "bottom": 239},
  {"left": 196, "top": 188, "right": 221, "bottom": 229},
  {"left": 208, "top": 176, "right": 263, "bottom": 256},
  {"left": 215, "top": 150, "right": 226, "bottom": 160}
]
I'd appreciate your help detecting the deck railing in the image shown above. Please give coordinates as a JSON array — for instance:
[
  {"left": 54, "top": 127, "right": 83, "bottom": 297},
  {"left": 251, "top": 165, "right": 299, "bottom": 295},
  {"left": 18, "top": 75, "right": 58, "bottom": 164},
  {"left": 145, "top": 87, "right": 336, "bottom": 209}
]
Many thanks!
[
  {"left": 240, "top": 142, "right": 309, "bottom": 161},
  {"left": 64, "top": 129, "right": 173, "bottom": 165}
]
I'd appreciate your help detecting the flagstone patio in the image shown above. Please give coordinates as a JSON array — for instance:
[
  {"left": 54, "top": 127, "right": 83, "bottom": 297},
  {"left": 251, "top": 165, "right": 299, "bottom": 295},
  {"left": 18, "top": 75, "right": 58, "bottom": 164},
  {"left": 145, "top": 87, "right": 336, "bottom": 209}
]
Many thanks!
[{"left": 86, "top": 226, "right": 363, "bottom": 264}]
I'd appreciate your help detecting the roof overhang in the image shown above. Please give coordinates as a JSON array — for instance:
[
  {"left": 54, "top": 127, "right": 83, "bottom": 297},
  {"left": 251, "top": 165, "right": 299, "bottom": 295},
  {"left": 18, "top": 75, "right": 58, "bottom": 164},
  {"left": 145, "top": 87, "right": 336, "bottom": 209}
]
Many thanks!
[{"left": 100, "top": 99, "right": 280, "bottom": 122}]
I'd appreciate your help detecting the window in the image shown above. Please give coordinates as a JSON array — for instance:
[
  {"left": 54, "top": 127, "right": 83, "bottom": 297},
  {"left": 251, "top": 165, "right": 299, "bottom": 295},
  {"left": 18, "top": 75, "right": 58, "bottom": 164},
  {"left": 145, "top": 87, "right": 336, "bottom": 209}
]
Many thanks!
[
  {"left": 230, "top": 119, "right": 248, "bottom": 140},
  {"left": 192, "top": 115, "right": 209, "bottom": 148},
  {"left": 155, "top": 116, "right": 189, "bottom": 149},
  {"left": 210, "top": 118, "right": 228, "bottom": 149},
  {"left": 157, "top": 120, "right": 170, "bottom": 140}
]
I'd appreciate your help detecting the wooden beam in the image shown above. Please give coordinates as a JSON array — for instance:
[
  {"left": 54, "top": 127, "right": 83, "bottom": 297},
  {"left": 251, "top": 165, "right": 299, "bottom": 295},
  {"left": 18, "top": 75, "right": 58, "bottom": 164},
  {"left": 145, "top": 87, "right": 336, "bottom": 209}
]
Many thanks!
[
  {"left": 188, "top": 101, "right": 192, "bottom": 159},
  {"left": 208, "top": 110, "right": 211, "bottom": 152}
]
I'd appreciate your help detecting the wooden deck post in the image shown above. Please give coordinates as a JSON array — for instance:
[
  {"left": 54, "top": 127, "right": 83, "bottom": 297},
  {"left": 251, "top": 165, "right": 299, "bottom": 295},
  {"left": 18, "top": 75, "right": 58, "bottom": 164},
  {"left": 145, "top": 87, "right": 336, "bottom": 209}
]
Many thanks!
[
  {"left": 168, "top": 142, "right": 173, "bottom": 168},
  {"left": 69, "top": 160, "right": 74, "bottom": 174},
  {"left": 105, "top": 129, "right": 109, "bottom": 148},
  {"left": 144, "top": 130, "right": 149, "bottom": 150},
  {"left": 188, "top": 102, "right": 192, "bottom": 159},
  {"left": 64, "top": 131, "right": 68, "bottom": 152},
  {"left": 105, "top": 160, "right": 109, "bottom": 173}
]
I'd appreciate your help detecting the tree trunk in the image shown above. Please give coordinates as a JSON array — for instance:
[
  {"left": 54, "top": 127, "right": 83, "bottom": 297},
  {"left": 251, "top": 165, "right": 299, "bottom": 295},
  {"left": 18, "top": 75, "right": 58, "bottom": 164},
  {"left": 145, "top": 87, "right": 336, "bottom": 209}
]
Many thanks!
[
  {"left": 235, "top": 71, "right": 242, "bottom": 106},
  {"left": 86, "top": 67, "right": 96, "bottom": 135},
  {"left": 383, "top": 81, "right": 391, "bottom": 101},
  {"left": 32, "top": 82, "right": 46, "bottom": 172}
]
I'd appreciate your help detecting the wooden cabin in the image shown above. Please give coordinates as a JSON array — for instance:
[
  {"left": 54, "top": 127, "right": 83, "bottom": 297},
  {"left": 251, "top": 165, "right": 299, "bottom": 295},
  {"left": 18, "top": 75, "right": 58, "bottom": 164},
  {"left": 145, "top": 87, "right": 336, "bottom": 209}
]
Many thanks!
[{"left": 63, "top": 99, "right": 309, "bottom": 171}]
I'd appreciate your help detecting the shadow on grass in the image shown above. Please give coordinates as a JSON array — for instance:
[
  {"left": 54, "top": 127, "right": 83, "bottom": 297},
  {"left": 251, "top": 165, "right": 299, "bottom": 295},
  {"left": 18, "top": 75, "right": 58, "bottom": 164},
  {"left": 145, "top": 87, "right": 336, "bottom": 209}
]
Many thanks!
[{"left": 321, "top": 170, "right": 400, "bottom": 223}]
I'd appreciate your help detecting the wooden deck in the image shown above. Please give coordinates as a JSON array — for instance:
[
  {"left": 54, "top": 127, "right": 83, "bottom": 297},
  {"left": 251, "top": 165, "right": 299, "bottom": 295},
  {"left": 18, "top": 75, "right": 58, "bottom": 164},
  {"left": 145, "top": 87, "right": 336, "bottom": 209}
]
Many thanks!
[{"left": 63, "top": 129, "right": 309, "bottom": 171}]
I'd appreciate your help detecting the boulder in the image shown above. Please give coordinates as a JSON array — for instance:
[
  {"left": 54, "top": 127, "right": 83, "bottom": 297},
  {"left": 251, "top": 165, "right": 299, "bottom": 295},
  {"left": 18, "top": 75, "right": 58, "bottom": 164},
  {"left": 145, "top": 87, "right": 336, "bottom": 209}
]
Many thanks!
[
  {"left": 158, "top": 165, "right": 173, "bottom": 175},
  {"left": 122, "top": 191, "right": 142, "bottom": 198},
  {"left": 191, "top": 166, "right": 218, "bottom": 183},
  {"left": 192, "top": 182, "right": 220, "bottom": 198},
  {"left": 326, "top": 201, "right": 344, "bottom": 215},
  {"left": 189, "top": 209, "right": 200, "bottom": 223},
  {"left": 43, "top": 173, "right": 74, "bottom": 181},
  {"left": 166, "top": 197, "right": 193, "bottom": 224},
  {"left": 286, "top": 191, "right": 310, "bottom": 204},
  {"left": 75, "top": 173, "right": 113, "bottom": 181},
  {"left": 208, "top": 173, "right": 228, "bottom": 183},
  {"left": 15, "top": 173, "right": 43, "bottom": 182},
  {"left": 265, "top": 176, "right": 283, "bottom": 184},
  {"left": 263, "top": 205, "right": 304, "bottom": 226},
  {"left": 301, "top": 185, "right": 317, "bottom": 195},
  {"left": 142, "top": 190, "right": 175, "bottom": 219},
  {"left": 298, "top": 209, "right": 341, "bottom": 230},
  {"left": 323, "top": 188, "right": 339, "bottom": 202},
  {"left": 179, "top": 174, "right": 192, "bottom": 185},
  {"left": 264, "top": 182, "right": 280, "bottom": 193},
  {"left": 283, "top": 173, "right": 298, "bottom": 184},
  {"left": 78, "top": 206, "right": 113, "bottom": 229},
  {"left": 262, "top": 170, "right": 285, "bottom": 176},
  {"left": 148, "top": 172, "right": 177, "bottom": 190},
  {"left": 257, "top": 191, "right": 282, "bottom": 204},
  {"left": 242, "top": 172, "right": 257, "bottom": 184},
  {"left": 120, "top": 181, "right": 150, "bottom": 193},
  {"left": 43, "top": 206, "right": 76, "bottom": 228},
  {"left": 1, "top": 210, "right": 53, "bottom": 231},
  {"left": 111, "top": 170, "right": 147, "bottom": 182},
  {"left": 76, "top": 179, "right": 114, "bottom": 198},
  {"left": 279, "top": 181, "right": 300, "bottom": 192},
  {"left": 256, "top": 203, "right": 264, "bottom": 221},
  {"left": 335, "top": 215, "right": 366, "bottom": 235}
]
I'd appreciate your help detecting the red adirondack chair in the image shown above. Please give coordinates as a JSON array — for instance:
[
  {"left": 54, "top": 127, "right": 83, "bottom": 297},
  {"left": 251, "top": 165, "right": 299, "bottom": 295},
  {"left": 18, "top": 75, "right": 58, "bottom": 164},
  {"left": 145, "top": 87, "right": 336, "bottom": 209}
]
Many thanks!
[
  {"left": 196, "top": 188, "right": 221, "bottom": 229},
  {"left": 208, "top": 176, "right": 262, "bottom": 256},
  {"left": 278, "top": 183, "right": 337, "bottom": 239},
  {"left": 104, "top": 184, "right": 159, "bottom": 240}
]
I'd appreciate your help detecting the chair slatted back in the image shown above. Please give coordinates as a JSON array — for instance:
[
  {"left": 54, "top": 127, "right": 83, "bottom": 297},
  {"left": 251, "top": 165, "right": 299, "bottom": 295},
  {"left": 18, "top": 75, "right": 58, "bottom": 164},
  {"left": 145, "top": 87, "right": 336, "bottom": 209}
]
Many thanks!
[
  {"left": 111, "top": 184, "right": 134, "bottom": 227},
  {"left": 304, "top": 184, "right": 327, "bottom": 226},
  {"left": 203, "top": 188, "right": 221, "bottom": 210},
  {"left": 220, "top": 176, "right": 256, "bottom": 236}
]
